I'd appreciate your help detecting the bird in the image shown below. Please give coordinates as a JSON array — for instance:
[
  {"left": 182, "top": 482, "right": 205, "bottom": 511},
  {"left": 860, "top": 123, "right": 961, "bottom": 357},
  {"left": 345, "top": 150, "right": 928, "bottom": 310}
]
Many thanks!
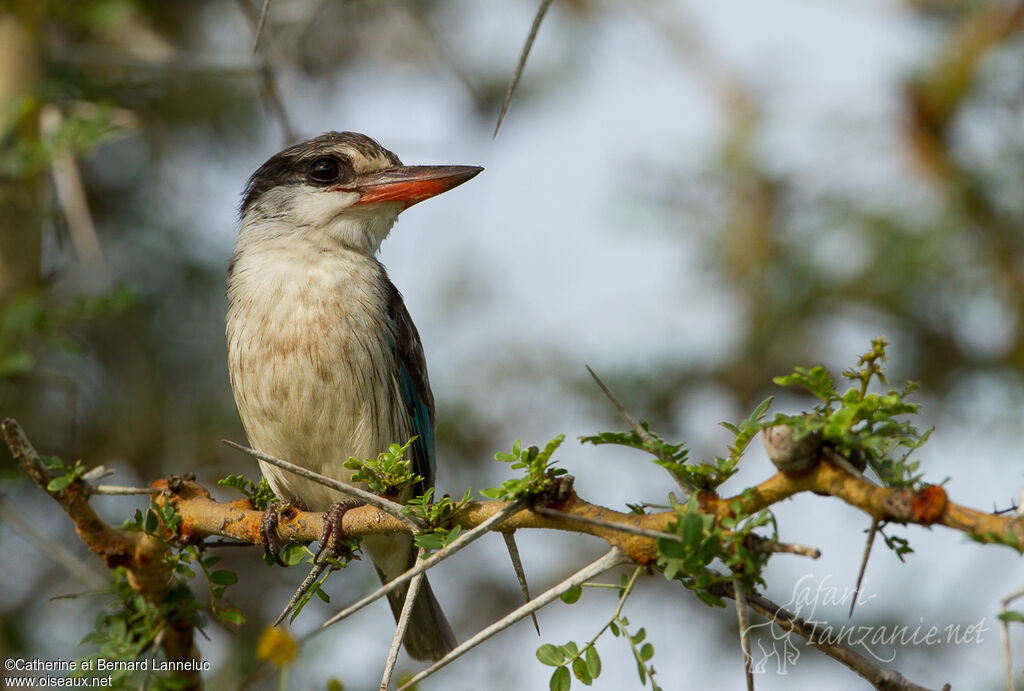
[{"left": 225, "top": 131, "right": 482, "bottom": 661}]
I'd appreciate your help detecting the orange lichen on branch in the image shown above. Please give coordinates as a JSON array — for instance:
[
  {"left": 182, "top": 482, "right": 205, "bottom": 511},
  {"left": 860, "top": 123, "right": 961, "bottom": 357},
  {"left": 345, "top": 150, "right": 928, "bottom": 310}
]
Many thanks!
[
  {"left": 6, "top": 417, "right": 1022, "bottom": 594},
  {"left": 701, "top": 457, "right": 1020, "bottom": 549},
  {"left": 157, "top": 480, "right": 665, "bottom": 564},
  {"left": 137, "top": 457, "right": 1024, "bottom": 562},
  {"left": 911, "top": 485, "right": 948, "bottom": 524}
]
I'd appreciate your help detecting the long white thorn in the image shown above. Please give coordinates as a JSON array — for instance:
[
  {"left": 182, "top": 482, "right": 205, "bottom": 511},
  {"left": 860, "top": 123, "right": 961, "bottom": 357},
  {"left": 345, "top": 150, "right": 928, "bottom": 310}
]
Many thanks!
[
  {"left": 396, "top": 547, "right": 629, "bottom": 691},
  {"left": 380, "top": 550, "right": 427, "bottom": 691},
  {"left": 222, "top": 440, "right": 421, "bottom": 530},
  {"left": 502, "top": 531, "right": 540, "bottom": 634},
  {"left": 318, "top": 500, "right": 525, "bottom": 633}
]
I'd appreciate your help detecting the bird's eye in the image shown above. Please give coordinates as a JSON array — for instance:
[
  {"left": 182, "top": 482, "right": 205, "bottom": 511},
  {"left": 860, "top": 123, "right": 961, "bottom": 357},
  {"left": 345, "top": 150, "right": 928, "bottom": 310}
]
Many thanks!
[{"left": 308, "top": 157, "right": 341, "bottom": 183}]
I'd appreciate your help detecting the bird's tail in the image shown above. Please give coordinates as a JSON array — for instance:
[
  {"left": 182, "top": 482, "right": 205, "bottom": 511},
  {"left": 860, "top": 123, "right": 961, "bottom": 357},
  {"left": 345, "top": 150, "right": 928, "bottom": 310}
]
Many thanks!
[
  {"left": 384, "top": 575, "right": 457, "bottom": 661},
  {"left": 366, "top": 534, "right": 457, "bottom": 662}
]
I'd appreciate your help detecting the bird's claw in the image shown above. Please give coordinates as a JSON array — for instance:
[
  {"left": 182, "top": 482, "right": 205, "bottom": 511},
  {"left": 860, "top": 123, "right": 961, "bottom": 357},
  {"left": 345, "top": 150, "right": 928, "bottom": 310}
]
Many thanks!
[
  {"left": 315, "top": 499, "right": 364, "bottom": 564},
  {"left": 260, "top": 502, "right": 287, "bottom": 566}
]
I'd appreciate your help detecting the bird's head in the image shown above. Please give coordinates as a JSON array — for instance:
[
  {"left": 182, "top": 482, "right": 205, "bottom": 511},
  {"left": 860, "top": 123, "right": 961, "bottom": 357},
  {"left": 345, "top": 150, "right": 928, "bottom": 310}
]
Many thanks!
[{"left": 238, "top": 131, "right": 482, "bottom": 256}]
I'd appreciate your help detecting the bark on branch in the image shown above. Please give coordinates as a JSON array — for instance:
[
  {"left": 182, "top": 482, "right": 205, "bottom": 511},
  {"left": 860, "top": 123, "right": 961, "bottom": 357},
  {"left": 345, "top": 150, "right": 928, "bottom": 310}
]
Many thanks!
[
  {"left": 2, "top": 418, "right": 200, "bottom": 691},
  {"left": 5, "top": 418, "right": 1016, "bottom": 691},
  {"left": 152, "top": 443, "right": 1023, "bottom": 564}
]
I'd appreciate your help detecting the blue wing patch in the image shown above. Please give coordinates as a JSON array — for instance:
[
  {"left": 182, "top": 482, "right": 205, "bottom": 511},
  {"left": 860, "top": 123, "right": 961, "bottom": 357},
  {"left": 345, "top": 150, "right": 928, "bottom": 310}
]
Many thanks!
[
  {"left": 384, "top": 277, "right": 436, "bottom": 496},
  {"left": 399, "top": 361, "right": 435, "bottom": 492}
]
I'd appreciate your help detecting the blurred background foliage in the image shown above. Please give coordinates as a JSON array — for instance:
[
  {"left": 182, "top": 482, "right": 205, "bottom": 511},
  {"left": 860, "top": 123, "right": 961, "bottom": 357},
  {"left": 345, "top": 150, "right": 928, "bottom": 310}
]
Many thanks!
[{"left": 1, "top": 0, "right": 1023, "bottom": 689}]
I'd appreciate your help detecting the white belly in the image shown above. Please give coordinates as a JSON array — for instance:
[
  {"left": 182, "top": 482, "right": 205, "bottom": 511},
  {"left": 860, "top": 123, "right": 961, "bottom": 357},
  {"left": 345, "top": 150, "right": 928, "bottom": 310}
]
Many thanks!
[{"left": 226, "top": 242, "right": 410, "bottom": 511}]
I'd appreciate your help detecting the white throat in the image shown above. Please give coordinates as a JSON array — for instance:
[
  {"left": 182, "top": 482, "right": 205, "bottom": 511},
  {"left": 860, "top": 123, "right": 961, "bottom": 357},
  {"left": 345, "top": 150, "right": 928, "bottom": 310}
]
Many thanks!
[{"left": 239, "top": 186, "right": 403, "bottom": 257}]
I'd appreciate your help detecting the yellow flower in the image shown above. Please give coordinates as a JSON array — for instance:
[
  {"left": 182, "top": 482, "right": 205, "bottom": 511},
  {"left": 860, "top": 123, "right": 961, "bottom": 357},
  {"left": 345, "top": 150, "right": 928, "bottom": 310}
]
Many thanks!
[{"left": 256, "top": 627, "right": 298, "bottom": 667}]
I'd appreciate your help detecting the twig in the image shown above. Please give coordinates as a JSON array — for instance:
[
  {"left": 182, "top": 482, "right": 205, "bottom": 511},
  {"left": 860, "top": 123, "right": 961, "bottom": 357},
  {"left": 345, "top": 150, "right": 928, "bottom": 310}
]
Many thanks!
[
  {"left": 823, "top": 447, "right": 872, "bottom": 480},
  {"left": 850, "top": 519, "right": 879, "bottom": 617},
  {"left": 203, "top": 540, "right": 255, "bottom": 548},
  {"left": 234, "top": 0, "right": 298, "bottom": 144},
  {"left": 541, "top": 503, "right": 820, "bottom": 563},
  {"left": 222, "top": 440, "right": 421, "bottom": 531},
  {"left": 396, "top": 547, "right": 629, "bottom": 690},
  {"left": 535, "top": 505, "right": 681, "bottom": 543},
  {"left": 585, "top": 365, "right": 696, "bottom": 496},
  {"left": 89, "top": 485, "right": 162, "bottom": 496},
  {"left": 631, "top": 0, "right": 752, "bottom": 122},
  {"left": 493, "top": 0, "right": 554, "bottom": 138},
  {"left": 319, "top": 500, "right": 527, "bottom": 632},
  {"left": 80, "top": 466, "right": 114, "bottom": 483},
  {"left": 748, "top": 535, "right": 821, "bottom": 559},
  {"left": 252, "top": 0, "right": 272, "bottom": 52},
  {"left": 273, "top": 560, "right": 328, "bottom": 627},
  {"left": 502, "top": 531, "right": 540, "bottom": 635},
  {"left": 380, "top": 550, "right": 427, "bottom": 691},
  {"left": 0, "top": 496, "right": 107, "bottom": 589},
  {"left": 39, "top": 104, "right": 105, "bottom": 269},
  {"left": 570, "top": 565, "right": 641, "bottom": 671},
  {"left": 293, "top": 0, "right": 329, "bottom": 47},
  {"left": 732, "top": 576, "right": 754, "bottom": 691},
  {"left": 1001, "top": 585, "right": 1024, "bottom": 691},
  {"left": 706, "top": 579, "right": 942, "bottom": 691},
  {"left": 402, "top": 4, "right": 486, "bottom": 111},
  {"left": 2, "top": 419, "right": 199, "bottom": 687}
]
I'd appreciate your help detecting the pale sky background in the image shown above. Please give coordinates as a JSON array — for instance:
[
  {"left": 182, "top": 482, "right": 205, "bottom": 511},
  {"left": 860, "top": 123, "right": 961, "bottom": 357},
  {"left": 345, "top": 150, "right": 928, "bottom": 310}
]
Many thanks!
[
  {"left": 194, "top": 1, "right": 1017, "bottom": 689},
  {"left": 17, "top": 0, "right": 1021, "bottom": 689}
]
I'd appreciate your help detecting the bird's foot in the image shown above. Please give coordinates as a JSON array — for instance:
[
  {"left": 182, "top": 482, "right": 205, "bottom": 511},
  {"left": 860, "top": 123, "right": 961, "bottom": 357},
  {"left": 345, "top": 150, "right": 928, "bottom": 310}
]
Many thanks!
[
  {"left": 260, "top": 502, "right": 286, "bottom": 566},
  {"left": 260, "top": 501, "right": 304, "bottom": 566},
  {"left": 315, "top": 499, "right": 364, "bottom": 564}
]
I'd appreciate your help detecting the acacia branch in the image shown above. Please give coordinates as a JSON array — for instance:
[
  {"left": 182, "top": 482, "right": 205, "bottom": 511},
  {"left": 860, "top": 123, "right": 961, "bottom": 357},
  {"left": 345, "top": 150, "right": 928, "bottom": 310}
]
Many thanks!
[
  {"left": 397, "top": 547, "right": 630, "bottom": 691},
  {"left": 706, "top": 580, "right": 949, "bottom": 691},
  {"left": 5, "top": 417, "right": 1018, "bottom": 690},
  {"left": 1, "top": 418, "right": 201, "bottom": 691},
  {"left": 149, "top": 455, "right": 1023, "bottom": 564}
]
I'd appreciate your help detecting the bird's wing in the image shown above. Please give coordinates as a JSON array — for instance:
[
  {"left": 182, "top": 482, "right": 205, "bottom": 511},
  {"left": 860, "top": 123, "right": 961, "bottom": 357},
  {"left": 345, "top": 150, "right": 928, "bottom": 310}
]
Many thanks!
[{"left": 386, "top": 282, "right": 436, "bottom": 496}]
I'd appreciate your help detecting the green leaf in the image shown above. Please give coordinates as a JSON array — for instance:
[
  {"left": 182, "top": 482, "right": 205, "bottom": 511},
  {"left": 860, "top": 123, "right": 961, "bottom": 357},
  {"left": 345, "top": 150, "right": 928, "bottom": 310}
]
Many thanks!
[
  {"left": 699, "top": 534, "right": 720, "bottom": 564},
  {"left": 998, "top": 611, "right": 1024, "bottom": 624},
  {"left": 209, "top": 570, "right": 238, "bottom": 586},
  {"left": 572, "top": 656, "right": 592, "bottom": 685},
  {"left": 214, "top": 608, "right": 245, "bottom": 625},
  {"left": 550, "top": 665, "right": 571, "bottom": 691},
  {"left": 695, "top": 590, "right": 726, "bottom": 607},
  {"left": 47, "top": 475, "right": 72, "bottom": 492},
  {"left": 639, "top": 642, "right": 654, "bottom": 661},
  {"left": 560, "top": 585, "right": 582, "bottom": 604},
  {"left": 145, "top": 508, "right": 159, "bottom": 533},
  {"left": 657, "top": 536, "right": 687, "bottom": 560},
  {"left": 585, "top": 645, "right": 601, "bottom": 678},
  {"left": 281, "top": 542, "right": 307, "bottom": 566},
  {"left": 536, "top": 643, "right": 565, "bottom": 666},
  {"left": 635, "top": 658, "right": 647, "bottom": 683},
  {"left": 680, "top": 512, "right": 703, "bottom": 549}
]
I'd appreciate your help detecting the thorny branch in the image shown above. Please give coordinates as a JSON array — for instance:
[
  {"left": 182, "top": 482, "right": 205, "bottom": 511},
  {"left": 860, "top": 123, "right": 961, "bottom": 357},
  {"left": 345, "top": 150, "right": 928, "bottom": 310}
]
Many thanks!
[
  {"left": 705, "top": 580, "right": 951, "bottom": 691},
  {"left": 1, "top": 418, "right": 202, "bottom": 691},
  {"left": 397, "top": 547, "right": 630, "bottom": 691},
  {"left": 5, "top": 417, "right": 1019, "bottom": 690},
  {"left": 493, "top": 0, "right": 554, "bottom": 138}
]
